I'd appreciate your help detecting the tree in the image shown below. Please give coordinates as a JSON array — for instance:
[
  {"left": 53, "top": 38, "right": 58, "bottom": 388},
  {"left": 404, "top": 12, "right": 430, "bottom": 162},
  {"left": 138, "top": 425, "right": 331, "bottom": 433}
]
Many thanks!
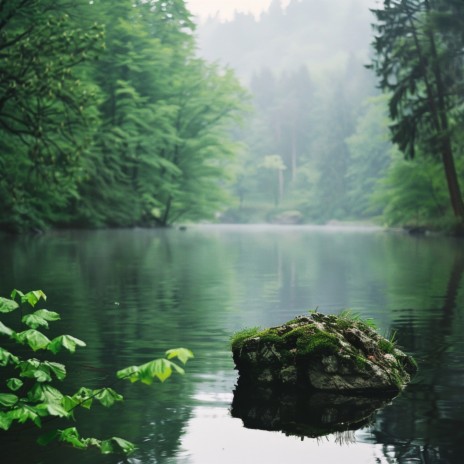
[
  {"left": 298, "top": 77, "right": 359, "bottom": 221},
  {"left": 372, "top": 153, "right": 451, "bottom": 227},
  {"left": 370, "top": 0, "right": 464, "bottom": 228},
  {"left": 151, "top": 61, "right": 247, "bottom": 226},
  {"left": 346, "top": 95, "right": 396, "bottom": 218},
  {"left": 259, "top": 154, "right": 287, "bottom": 206},
  {"left": 72, "top": 0, "right": 246, "bottom": 228},
  {"left": 0, "top": 0, "right": 247, "bottom": 231},
  {"left": 0, "top": 0, "right": 104, "bottom": 232},
  {"left": 70, "top": 0, "right": 184, "bottom": 227},
  {"left": 245, "top": 66, "right": 315, "bottom": 204}
]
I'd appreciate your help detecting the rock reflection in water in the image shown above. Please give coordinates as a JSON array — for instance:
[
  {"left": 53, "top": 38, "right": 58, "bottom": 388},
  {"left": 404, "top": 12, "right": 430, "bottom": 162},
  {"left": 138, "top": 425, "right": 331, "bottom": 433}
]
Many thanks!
[{"left": 231, "top": 380, "right": 396, "bottom": 439}]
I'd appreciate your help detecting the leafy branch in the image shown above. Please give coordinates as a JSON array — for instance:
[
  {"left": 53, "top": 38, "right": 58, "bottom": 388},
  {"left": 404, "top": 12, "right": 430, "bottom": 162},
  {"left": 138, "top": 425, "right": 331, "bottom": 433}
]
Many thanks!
[{"left": 0, "top": 289, "right": 193, "bottom": 454}]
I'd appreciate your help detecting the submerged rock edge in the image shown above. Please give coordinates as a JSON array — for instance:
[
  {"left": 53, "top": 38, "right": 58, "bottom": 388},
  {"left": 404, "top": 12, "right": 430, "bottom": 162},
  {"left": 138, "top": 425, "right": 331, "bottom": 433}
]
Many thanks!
[{"left": 231, "top": 313, "right": 418, "bottom": 393}]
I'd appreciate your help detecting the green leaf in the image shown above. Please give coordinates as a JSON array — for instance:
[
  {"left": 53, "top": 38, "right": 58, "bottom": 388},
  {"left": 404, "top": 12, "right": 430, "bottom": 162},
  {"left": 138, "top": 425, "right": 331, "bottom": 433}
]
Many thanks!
[
  {"left": 100, "top": 439, "right": 114, "bottom": 454},
  {"left": 19, "top": 360, "right": 53, "bottom": 383},
  {"left": 140, "top": 358, "right": 176, "bottom": 384},
  {"left": 19, "top": 358, "right": 41, "bottom": 379},
  {"left": 0, "top": 412, "right": 13, "bottom": 430},
  {"left": 20, "top": 310, "right": 61, "bottom": 330},
  {"left": 36, "top": 402, "right": 69, "bottom": 418},
  {"left": 6, "top": 378, "right": 23, "bottom": 391},
  {"left": 62, "top": 395, "right": 79, "bottom": 414},
  {"left": 26, "top": 290, "right": 47, "bottom": 307},
  {"left": 29, "top": 384, "right": 64, "bottom": 403},
  {"left": 27, "top": 384, "right": 45, "bottom": 402},
  {"left": 93, "top": 388, "right": 123, "bottom": 408},
  {"left": 21, "top": 314, "right": 48, "bottom": 330},
  {"left": 16, "top": 329, "right": 51, "bottom": 351},
  {"left": 0, "top": 393, "right": 18, "bottom": 407},
  {"left": 58, "top": 427, "right": 87, "bottom": 449},
  {"left": 8, "top": 404, "right": 42, "bottom": 427},
  {"left": 170, "top": 361, "right": 185, "bottom": 375},
  {"left": 165, "top": 348, "right": 194, "bottom": 365},
  {"left": 86, "top": 437, "right": 103, "bottom": 449},
  {"left": 12, "top": 290, "right": 47, "bottom": 308},
  {"left": 44, "top": 361, "right": 66, "bottom": 380},
  {"left": 116, "top": 365, "right": 140, "bottom": 382},
  {"left": 118, "top": 356, "right": 187, "bottom": 384},
  {"left": 48, "top": 335, "right": 86, "bottom": 354},
  {"left": 34, "top": 368, "right": 52, "bottom": 383},
  {"left": 10, "top": 289, "right": 24, "bottom": 300},
  {"left": 0, "top": 321, "right": 14, "bottom": 337},
  {"left": 0, "top": 297, "right": 19, "bottom": 313},
  {"left": 0, "top": 348, "right": 19, "bottom": 366},
  {"left": 109, "top": 436, "right": 136, "bottom": 454},
  {"left": 72, "top": 387, "right": 93, "bottom": 409},
  {"left": 22, "top": 314, "right": 50, "bottom": 330},
  {"left": 33, "top": 309, "right": 60, "bottom": 320},
  {"left": 41, "top": 384, "right": 64, "bottom": 403}
]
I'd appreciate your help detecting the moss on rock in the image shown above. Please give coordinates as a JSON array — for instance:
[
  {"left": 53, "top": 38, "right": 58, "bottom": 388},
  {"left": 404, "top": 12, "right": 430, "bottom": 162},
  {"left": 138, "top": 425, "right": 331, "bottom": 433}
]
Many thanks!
[
  {"left": 232, "top": 312, "right": 417, "bottom": 393},
  {"left": 230, "top": 326, "right": 261, "bottom": 350}
]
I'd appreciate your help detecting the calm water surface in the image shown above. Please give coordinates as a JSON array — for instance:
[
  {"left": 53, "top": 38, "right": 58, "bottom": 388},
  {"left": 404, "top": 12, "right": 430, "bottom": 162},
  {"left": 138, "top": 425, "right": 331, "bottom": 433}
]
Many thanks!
[{"left": 1, "top": 225, "right": 463, "bottom": 464}]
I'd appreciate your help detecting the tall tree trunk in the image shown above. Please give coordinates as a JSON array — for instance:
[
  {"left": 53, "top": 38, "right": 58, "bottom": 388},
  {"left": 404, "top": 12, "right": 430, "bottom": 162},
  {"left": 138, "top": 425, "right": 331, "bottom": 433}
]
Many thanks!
[
  {"left": 161, "top": 195, "right": 172, "bottom": 227},
  {"left": 424, "top": 0, "right": 464, "bottom": 220},
  {"left": 291, "top": 124, "right": 297, "bottom": 181},
  {"left": 408, "top": 0, "right": 464, "bottom": 222},
  {"left": 278, "top": 169, "right": 284, "bottom": 205},
  {"left": 440, "top": 137, "right": 464, "bottom": 220}
]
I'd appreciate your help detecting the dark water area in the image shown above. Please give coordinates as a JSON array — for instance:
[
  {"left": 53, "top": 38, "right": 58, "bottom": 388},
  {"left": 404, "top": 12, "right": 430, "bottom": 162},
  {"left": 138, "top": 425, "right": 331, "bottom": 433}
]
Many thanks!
[{"left": 1, "top": 225, "right": 463, "bottom": 464}]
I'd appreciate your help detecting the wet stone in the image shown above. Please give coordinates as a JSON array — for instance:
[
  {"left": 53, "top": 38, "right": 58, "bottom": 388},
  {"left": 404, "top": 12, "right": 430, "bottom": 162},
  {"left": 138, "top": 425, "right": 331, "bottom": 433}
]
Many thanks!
[{"left": 231, "top": 312, "right": 417, "bottom": 393}]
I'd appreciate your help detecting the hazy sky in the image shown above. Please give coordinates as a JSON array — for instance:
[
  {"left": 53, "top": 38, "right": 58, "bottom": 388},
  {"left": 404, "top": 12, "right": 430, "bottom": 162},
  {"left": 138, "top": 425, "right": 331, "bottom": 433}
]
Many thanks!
[{"left": 186, "top": 0, "right": 290, "bottom": 20}]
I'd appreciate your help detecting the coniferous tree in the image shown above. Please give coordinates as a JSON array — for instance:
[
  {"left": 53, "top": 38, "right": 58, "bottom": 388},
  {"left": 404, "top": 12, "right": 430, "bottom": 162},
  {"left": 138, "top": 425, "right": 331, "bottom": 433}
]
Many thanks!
[{"left": 370, "top": 0, "right": 464, "bottom": 227}]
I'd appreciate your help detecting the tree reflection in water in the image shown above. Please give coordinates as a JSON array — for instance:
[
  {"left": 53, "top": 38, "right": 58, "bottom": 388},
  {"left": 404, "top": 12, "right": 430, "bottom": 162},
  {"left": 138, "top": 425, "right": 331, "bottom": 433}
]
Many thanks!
[{"left": 366, "top": 245, "right": 464, "bottom": 464}]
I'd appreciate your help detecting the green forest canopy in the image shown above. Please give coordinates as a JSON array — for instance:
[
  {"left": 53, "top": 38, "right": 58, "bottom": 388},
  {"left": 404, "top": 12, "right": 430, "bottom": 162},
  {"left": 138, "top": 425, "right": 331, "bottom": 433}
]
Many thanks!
[
  {"left": 0, "top": 0, "right": 247, "bottom": 232},
  {"left": 2, "top": 0, "right": 464, "bottom": 233}
]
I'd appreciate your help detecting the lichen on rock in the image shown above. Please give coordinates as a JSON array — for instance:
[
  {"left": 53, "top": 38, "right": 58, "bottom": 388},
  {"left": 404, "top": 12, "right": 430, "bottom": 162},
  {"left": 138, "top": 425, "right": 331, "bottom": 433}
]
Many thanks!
[{"left": 231, "top": 312, "right": 417, "bottom": 393}]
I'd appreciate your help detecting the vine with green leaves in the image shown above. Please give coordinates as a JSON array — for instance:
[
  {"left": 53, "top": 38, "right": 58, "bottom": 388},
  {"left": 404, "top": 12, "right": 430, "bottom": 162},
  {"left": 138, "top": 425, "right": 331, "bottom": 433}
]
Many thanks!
[{"left": 0, "top": 289, "right": 193, "bottom": 454}]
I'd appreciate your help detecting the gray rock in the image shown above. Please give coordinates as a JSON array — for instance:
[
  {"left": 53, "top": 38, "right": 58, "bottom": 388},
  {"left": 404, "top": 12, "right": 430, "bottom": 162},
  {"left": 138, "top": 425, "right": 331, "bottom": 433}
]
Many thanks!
[{"left": 231, "top": 313, "right": 417, "bottom": 392}]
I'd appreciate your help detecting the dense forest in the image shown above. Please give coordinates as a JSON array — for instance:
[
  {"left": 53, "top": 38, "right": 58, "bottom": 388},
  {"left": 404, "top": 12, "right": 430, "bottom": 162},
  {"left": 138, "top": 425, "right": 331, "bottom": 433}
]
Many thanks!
[
  {"left": 199, "top": 0, "right": 464, "bottom": 233},
  {"left": 0, "top": 0, "right": 246, "bottom": 232},
  {"left": 1, "top": 0, "right": 464, "bottom": 233}
]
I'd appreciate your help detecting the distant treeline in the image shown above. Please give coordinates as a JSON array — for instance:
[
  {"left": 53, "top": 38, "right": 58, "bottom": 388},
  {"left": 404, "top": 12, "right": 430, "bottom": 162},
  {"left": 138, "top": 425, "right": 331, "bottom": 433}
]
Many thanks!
[
  {"left": 199, "top": 0, "right": 464, "bottom": 232},
  {"left": 0, "top": 0, "right": 247, "bottom": 233}
]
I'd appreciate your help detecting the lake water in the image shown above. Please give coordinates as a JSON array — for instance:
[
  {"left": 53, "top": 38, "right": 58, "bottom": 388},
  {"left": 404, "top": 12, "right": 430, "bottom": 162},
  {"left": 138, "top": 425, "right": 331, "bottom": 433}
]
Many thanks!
[{"left": 1, "top": 225, "right": 463, "bottom": 464}]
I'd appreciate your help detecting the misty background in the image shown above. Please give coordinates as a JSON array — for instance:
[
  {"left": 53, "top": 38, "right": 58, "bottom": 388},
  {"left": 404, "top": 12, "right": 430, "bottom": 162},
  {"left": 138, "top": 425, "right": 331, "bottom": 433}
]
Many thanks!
[
  {"left": 1, "top": 0, "right": 461, "bottom": 232},
  {"left": 192, "top": 0, "right": 430, "bottom": 226}
]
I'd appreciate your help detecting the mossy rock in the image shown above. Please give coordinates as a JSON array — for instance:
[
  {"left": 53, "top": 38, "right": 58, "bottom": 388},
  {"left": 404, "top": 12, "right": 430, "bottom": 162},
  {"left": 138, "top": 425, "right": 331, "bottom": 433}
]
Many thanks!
[{"left": 231, "top": 312, "right": 417, "bottom": 393}]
